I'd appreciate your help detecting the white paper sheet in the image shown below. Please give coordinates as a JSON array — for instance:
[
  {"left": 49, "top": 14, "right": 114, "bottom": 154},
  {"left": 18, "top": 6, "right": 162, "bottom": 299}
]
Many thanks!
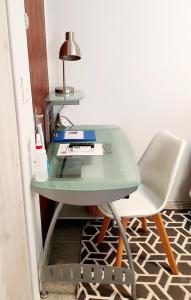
[
  {"left": 57, "top": 143, "right": 104, "bottom": 157},
  {"left": 64, "top": 130, "right": 84, "bottom": 139}
]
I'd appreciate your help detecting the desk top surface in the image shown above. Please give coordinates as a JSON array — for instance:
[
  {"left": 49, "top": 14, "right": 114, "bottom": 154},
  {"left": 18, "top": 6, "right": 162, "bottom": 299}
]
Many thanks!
[{"left": 32, "top": 125, "right": 140, "bottom": 192}]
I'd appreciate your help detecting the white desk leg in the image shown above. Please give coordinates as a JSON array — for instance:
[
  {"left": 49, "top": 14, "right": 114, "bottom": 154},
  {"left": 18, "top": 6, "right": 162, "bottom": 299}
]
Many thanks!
[
  {"left": 107, "top": 203, "right": 136, "bottom": 300},
  {"left": 40, "top": 202, "right": 64, "bottom": 299}
]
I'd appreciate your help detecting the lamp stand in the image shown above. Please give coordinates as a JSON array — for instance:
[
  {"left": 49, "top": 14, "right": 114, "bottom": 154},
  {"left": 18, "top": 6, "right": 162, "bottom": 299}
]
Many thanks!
[{"left": 55, "top": 60, "right": 74, "bottom": 95}]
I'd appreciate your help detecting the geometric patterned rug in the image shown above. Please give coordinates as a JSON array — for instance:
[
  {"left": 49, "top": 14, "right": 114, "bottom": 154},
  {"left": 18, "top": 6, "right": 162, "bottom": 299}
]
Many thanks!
[{"left": 77, "top": 210, "right": 191, "bottom": 300}]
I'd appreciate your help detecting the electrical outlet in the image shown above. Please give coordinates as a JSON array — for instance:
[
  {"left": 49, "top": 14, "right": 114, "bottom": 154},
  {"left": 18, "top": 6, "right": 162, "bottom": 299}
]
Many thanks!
[{"left": 60, "top": 116, "right": 72, "bottom": 127}]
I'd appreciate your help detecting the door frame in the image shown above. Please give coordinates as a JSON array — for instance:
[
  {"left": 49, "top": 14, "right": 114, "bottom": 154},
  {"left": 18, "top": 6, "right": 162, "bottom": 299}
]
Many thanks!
[{"left": 3, "top": 0, "right": 43, "bottom": 298}]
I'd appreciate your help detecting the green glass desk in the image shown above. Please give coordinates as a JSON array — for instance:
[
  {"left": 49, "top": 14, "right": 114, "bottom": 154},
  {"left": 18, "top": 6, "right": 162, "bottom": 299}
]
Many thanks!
[{"left": 32, "top": 125, "right": 140, "bottom": 299}]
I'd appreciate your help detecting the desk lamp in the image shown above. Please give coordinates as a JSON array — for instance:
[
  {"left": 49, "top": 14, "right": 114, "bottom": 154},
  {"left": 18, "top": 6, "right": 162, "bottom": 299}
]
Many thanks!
[{"left": 55, "top": 32, "right": 81, "bottom": 95}]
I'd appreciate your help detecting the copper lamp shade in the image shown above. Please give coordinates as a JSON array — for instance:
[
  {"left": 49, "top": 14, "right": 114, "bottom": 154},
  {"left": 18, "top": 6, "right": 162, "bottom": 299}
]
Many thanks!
[
  {"left": 55, "top": 32, "right": 81, "bottom": 95},
  {"left": 59, "top": 32, "right": 81, "bottom": 61}
]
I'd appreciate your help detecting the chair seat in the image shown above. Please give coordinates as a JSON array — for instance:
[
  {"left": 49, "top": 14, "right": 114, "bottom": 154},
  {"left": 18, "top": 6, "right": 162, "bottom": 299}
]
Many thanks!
[{"left": 99, "top": 184, "right": 163, "bottom": 218}]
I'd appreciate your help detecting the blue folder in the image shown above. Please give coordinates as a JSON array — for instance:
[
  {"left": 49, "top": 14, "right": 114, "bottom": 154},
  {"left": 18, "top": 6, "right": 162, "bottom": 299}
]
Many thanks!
[{"left": 52, "top": 130, "right": 96, "bottom": 143}]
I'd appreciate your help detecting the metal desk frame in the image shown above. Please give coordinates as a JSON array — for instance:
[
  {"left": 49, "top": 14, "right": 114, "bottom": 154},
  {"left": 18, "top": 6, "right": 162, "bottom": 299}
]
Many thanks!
[
  {"left": 35, "top": 120, "right": 139, "bottom": 300},
  {"left": 39, "top": 201, "right": 136, "bottom": 300}
]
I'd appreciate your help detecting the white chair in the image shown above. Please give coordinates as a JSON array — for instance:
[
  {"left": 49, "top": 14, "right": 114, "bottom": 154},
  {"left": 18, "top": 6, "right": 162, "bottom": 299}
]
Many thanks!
[{"left": 97, "top": 131, "right": 186, "bottom": 274}]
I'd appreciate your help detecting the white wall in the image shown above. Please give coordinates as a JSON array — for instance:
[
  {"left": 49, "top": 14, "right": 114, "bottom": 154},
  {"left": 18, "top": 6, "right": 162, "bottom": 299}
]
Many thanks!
[
  {"left": 6, "top": 0, "right": 42, "bottom": 298},
  {"left": 45, "top": 0, "right": 191, "bottom": 202}
]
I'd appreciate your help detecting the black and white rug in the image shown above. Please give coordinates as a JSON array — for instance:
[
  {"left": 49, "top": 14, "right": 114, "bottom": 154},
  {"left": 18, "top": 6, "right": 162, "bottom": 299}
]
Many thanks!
[{"left": 77, "top": 210, "right": 191, "bottom": 300}]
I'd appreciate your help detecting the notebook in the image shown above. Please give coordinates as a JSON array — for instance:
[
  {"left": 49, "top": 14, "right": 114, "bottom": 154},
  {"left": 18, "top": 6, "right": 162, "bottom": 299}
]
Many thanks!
[{"left": 52, "top": 130, "right": 96, "bottom": 142}]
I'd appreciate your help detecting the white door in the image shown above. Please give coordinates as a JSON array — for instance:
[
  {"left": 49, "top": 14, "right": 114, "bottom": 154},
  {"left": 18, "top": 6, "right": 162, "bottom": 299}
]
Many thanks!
[{"left": 0, "top": 0, "right": 33, "bottom": 299}]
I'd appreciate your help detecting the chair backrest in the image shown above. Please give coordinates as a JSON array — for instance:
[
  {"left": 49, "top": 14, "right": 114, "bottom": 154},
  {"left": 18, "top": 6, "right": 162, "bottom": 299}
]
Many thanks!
[{"left": 139, "top": 131, "right": 186, "bottom": 206}]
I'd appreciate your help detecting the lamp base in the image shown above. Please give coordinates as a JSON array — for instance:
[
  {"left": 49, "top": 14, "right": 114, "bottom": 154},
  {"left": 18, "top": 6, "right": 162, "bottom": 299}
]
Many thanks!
[{"left": 55, "top": 86, "right": 74, "bottom": 95}]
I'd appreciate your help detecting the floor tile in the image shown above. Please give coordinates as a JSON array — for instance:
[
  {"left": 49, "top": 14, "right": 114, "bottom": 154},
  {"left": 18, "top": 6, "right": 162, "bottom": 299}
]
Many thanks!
[
  {"left": 46, "top": 281, "right": 76, "bottom": 295},
  {"left": 49, "top": 241, "right": 81, "bottom": 265},
  {"left": 52, "top": 220, "right": 85, "bottom": 242},
  {"left": 48, "top": 293, "right": 76, "bottom": 300}
]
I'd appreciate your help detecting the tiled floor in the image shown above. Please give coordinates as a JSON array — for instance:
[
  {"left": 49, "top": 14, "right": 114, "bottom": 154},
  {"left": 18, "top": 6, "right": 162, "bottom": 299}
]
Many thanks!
[
  {"left": 47, "top": 220, "right": 85, "bottom": 299},
  {"left": 49, "top": 219, "right": 84, "bottom": 265},
  {"left": 47, "top": 202, "right": 191, "bottom": 299},
  {"left": 48, "top": 293, "right": 75, "bottom": 300}
]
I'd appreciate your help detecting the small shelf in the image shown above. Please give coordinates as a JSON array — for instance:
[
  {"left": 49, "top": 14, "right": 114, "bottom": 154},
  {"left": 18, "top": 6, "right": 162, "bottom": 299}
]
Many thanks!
[
  {"left": 58, "top": 204, "right": 103, "bottom": 219},
  {"left": 45, "top": 90, "right": 84, "bottom": 105},
  {"left": 44, "top": 90, "right": 84, "bottom": 145}
]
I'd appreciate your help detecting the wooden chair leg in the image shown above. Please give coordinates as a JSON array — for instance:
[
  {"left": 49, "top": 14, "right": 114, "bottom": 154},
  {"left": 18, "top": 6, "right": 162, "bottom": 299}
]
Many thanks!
[
  {"left": 96, "top": 216, "right": 111, "bottom": 244},
  {"left": 114, "top": 217, "right": 129, "bottom": 267},
  {"left": 152, "top": 213, "right": 179, "bottom": 275},
  {"left": 140, "top": 217, "right": 147, "bottom": 232}
]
